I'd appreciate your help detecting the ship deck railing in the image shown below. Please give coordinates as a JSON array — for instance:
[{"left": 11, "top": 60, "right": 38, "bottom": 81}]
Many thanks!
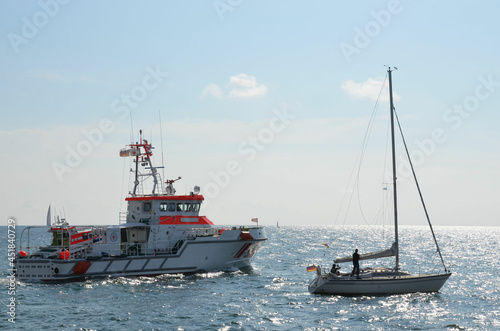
[
  {"left": 17, "top": 225, "right": 219, "bottom": 260},
  {"left": 17, "top": 224, "right": 262, "bottom": 261}
]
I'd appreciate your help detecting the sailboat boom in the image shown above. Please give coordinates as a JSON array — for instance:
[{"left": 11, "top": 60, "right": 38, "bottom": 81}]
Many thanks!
[{"left": 334, "top": 242, "right": 398, "bottom": 263}]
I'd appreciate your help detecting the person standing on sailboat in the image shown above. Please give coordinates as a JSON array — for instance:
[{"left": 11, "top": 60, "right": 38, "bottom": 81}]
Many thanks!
[{"left": 352, "top": 249, "right": 361, "bottom": 279}]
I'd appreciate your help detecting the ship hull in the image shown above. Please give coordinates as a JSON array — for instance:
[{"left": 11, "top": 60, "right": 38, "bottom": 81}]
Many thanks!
[
  {"left": 308, "top": 272, "right": 451, "bottom": 295},
  {"left": 16, "top": 237, "right": 266, "bottom": 282}
]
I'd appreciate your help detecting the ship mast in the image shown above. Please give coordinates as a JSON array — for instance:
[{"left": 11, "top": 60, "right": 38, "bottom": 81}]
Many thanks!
[
  {"left": 129, "top": 129, "right": 160, "bottom": 196},
  {"left": 388, "top": 67, "right": 400, "bottom": 272},
  {"left": 132, "top": 131, "right": 140, "bottom": 196}
]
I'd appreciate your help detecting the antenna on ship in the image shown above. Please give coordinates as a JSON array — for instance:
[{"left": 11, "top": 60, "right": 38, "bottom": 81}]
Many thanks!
[
  {"left": 131, "top": 129, "right": 141, "bottom": 196},
  {"left": 159, "top": 110, "right": 166, "bottom": 190},
  {"left": 129, "top": 110, "right": 135, "bottom": 143}
]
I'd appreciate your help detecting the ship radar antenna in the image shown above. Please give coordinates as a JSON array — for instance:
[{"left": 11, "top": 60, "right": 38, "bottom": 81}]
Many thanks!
[
  {"left": 193, "top": 186, "right": 200, "bottom": 195},
  {"left": 384, "top": 65, "right": 398, "bottom": 71}
]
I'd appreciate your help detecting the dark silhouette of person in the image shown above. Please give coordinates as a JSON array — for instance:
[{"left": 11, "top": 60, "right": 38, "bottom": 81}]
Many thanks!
[
  {"left": 352, "top": 248, "right": 360, "bottom": 279},
  {"left": 331, "top": 263, "right": 341, "bottom": 275}
]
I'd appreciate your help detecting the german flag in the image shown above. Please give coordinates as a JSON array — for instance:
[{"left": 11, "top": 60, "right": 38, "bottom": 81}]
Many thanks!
[{"left": 306, "top": 265, "right": 317, "bottom": 272}]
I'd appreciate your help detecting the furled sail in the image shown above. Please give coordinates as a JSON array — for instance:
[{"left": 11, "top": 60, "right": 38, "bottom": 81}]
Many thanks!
[{"left": 334, "top": 242, "right": 397, "bottom": 263}]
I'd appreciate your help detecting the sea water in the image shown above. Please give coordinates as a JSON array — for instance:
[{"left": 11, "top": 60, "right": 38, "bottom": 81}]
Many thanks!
[{"left": 0, "top": 225, "right": 499, "bottom": 330}]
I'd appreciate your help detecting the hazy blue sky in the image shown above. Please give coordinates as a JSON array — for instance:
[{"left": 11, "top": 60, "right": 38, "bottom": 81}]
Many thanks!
[{"left": 1, "top": 0, "right": 499, "bottom": 226}]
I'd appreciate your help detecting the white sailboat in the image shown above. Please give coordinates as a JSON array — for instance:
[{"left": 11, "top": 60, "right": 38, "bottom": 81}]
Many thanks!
[{"left": 308, "top": 68, "right": 451, "bottom": 295}]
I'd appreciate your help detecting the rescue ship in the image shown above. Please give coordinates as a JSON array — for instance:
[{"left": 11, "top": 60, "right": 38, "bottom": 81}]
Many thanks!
[{"left": 15, "top": 131, "right": 267, "bottom": 281}]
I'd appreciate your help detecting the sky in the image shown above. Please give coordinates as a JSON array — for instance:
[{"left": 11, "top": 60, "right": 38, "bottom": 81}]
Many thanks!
[{"left": 1, "top": 0, "right": 499, "bottom": 227}]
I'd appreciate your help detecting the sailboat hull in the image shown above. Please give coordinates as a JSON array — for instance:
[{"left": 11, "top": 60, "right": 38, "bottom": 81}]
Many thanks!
[{"left": 309, "top": 272, "right": 451, "bottom": 295}]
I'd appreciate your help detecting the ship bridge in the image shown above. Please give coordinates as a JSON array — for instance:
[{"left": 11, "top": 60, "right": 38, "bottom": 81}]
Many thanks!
[{"left": 124, "top": 194, "right": 214, "bottom": 227}]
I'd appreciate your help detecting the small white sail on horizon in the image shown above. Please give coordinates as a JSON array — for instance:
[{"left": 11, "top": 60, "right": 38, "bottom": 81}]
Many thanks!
[{"left": 46, "top": 204, "right": 51, "bottom": 226}]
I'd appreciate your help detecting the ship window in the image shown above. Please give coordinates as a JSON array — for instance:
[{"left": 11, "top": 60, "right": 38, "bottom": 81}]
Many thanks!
[
  {"left": 160, "top": 203, "right": 168, "bottom": 212},
  {"left": 176, "top": 203, "right": 184, "bottom": 211},
  {"left": 121, "top": 228, "right": 127, "bottom": 242},
  {"left": 143, "top": 202, "right": 152, "bottom": 212},
  {"left": 168, "top": 203, "right": 176, "bottom": 212},
  {"left": 165, "top": 202, "right": 201, "bottom": 213}
]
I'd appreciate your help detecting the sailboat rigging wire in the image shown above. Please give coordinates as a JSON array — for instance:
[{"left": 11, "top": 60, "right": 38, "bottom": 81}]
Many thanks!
[
  {"left": 356, "top": 75, "right": 389, "bottom": 227},
  {"left": 335, "top": 75, "right": 388, "bottom": 231},
  {"left": 381, "top": 111, "right": 392, "bottom": 228},
  {"left": 393, "top": 108, "right": 449, "bottom": 272}
]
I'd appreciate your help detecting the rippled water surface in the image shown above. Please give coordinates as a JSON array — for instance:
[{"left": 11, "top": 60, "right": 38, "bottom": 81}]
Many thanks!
[{"left": 1, "top": 225, "right": 499, "bottom": 330}]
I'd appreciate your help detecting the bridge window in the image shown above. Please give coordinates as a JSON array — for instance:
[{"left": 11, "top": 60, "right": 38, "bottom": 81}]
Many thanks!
[
  {"left": 168, "top": 203, "right": 176, "bottom": 212},
  {"left": 192, "top": 203, "right": 200, "bottom": 212},
  {"left": 159, "top": 202, "right": 201, "bottom": 213},
  {"left": 183, "top": 202, "right": 201, "bottom": 213},
  {"left": 176, "top": 203, "right": 184, "bottom": 211},
  {"left": 143, "top": 202, "right": 152, "bottom": 212}
]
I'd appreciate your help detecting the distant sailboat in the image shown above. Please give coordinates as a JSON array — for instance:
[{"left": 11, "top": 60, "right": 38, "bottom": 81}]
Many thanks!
[
  {"left": 308, "top": 68, "right": 451, "bottom": 295},
  {"left": 46, "top": 204, "right": 52, "bottom": 226}
]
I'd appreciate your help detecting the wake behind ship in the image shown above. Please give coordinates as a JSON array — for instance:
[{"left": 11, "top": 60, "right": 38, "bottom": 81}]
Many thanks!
[{"left": 15, "top": 131, "right": 267, "bottom": 281}]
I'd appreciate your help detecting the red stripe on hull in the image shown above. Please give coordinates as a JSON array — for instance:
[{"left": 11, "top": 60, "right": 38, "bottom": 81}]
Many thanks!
[
  {"left": 72, "top": 261, "right": 92, "bottom": 274},
  {"left": 234, "top": 243, "right": 252, "bottom": 258}
]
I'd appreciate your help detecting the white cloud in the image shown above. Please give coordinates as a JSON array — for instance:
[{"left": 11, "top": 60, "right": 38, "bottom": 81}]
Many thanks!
[
  {"left": 201, "top": 83, "right": 224, "bottom": 99},
  {"left": 28, "top": 70, "right": 109, "bottom": 86},
  {"left": 30, "top": 70, "right": 66, "bottom": 82},
  {"left": 228, "top": 73, "right": 267, "bottom": 99},
  {"left": 341, "top": 77, "right": 401, "bottom": 102},
  {"left": 201, "top": 73, "right": 267, "bottom": 100}
]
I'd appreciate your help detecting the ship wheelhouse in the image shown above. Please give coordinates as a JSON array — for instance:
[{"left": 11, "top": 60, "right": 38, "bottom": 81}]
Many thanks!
[{"left": 124, "top": 194, "right": 214, "bottom": 227}]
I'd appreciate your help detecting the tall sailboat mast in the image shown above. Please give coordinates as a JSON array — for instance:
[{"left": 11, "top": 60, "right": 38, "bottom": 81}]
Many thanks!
[{"left": 388, "top": 67, "right": 400, "bottom": 271}]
